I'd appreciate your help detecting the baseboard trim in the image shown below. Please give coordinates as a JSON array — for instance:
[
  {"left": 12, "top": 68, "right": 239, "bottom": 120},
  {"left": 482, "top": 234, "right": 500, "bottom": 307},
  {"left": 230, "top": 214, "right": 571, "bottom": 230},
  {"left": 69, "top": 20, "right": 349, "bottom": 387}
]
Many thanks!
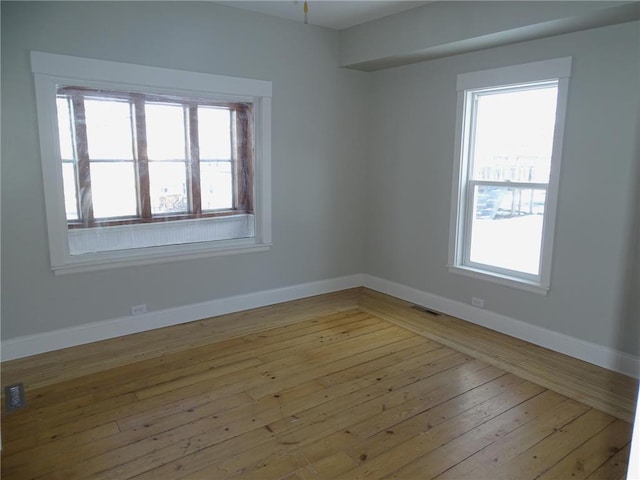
[
  {"left": 362, "top": 274, "right": 640, "bottom": 379},
  {"left": 1, "top": 274, "right": 364, "bottom": 362},
  {"left": 3, "top": 272, "right": 638, "bottom": 379}
]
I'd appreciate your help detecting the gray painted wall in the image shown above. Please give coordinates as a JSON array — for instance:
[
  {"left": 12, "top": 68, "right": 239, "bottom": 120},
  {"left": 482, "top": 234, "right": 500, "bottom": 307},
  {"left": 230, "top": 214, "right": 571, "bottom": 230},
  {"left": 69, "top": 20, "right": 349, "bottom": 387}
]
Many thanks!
[
  {"left": 1, "top": 2, "right": 369, "bottom": 339},
  {"left": 1, "top": 2, "right": 638, "bottom": 362},
  {"left": 365, "top": 21, "right": 640, "bottom": 356},
  {"left": 622, "top": 108, "right": 640, "bottom": 357},
  {"left": 339, "top": 1, "right": 636, "bottom": 69}
]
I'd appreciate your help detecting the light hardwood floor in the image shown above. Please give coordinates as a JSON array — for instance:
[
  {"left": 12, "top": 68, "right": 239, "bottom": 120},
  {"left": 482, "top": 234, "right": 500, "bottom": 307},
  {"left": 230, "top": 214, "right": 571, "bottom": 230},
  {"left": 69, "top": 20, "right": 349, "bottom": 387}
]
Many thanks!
[{"left": 1, "top": 288, "right": 637, "bottom": 479}]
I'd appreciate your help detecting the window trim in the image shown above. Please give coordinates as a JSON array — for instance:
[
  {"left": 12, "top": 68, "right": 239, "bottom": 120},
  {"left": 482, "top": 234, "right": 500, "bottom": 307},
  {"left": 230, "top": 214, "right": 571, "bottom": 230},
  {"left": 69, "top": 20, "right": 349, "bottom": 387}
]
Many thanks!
[
  {"left": 32, "top": 51, "right": 272, "bottom": 274},
  {"left": 448, "top": 57, "right": 572, "bottom": 294}
]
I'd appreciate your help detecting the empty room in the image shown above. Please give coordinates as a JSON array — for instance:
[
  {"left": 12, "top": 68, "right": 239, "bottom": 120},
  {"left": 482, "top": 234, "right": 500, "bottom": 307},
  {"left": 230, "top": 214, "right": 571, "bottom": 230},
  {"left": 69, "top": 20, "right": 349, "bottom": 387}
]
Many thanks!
[{"left": 1, "top": 1, "right": 639, "bottom": 478}]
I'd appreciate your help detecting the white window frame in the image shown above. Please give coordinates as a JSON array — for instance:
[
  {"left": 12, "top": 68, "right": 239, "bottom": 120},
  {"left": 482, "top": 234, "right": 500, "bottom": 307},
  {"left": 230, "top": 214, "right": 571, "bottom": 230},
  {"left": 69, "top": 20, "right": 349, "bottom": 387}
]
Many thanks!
[
  {"left": 448, "top": 57, "right": 572, "bottom": 295},
  {"left": 32, "top": 51, "right": 272, "bottom": 274}
]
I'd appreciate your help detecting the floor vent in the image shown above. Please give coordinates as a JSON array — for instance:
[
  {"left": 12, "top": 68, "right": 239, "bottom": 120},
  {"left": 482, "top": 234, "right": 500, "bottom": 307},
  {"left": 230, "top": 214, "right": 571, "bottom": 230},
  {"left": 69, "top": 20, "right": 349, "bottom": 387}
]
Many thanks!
[
  {"left": 410, "top": 305, "right": 441, "bottom": 317},
  {"left": 5, "top": 383, "right": 26, "bottom": 412}
]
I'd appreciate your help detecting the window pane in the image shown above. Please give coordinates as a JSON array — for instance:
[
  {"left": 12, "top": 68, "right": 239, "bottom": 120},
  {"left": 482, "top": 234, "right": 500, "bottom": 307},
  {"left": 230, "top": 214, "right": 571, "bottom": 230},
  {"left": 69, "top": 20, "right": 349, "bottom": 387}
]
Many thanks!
[
  {"left": 200, "top": 161, "right": 233, "bottom": 210},
  {"left": 470, "top": 186, "right": 546, "bottom": 275},
  {"left": 56, "top": 97, "right": 74, "bottom": 160},
  {"left": 198, "top": 107, "right": 231, "bottom": 159},
  {"left": 90, "top": 162, "right": 137, "bottom": 218},
  {"left": 471, "top": 85, "right": 557, "bottom": 183},
  {"left": 84, "top": 99, "right": 134, "bottom": 160},
  {"left": 146, "top": 103, "right": 186, "bottom": 160},
  {"left": 149, "top": 162, "right": 188, "bottom": 214},
  {"left": 62, "top": 162, "right": 78, "bottom": 220}
]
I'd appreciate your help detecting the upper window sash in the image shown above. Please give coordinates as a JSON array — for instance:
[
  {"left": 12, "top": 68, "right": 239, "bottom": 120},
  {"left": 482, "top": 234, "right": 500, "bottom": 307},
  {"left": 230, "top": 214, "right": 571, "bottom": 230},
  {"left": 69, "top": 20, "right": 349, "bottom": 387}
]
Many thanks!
[{"left": 464, "top": 81, "right": 558, "bottom": 186}]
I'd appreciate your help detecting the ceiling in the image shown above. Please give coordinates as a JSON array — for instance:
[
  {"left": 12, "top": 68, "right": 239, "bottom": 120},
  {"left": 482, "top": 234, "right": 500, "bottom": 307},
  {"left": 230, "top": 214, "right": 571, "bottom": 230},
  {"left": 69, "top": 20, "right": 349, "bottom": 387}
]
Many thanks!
[{"left": 216, "top": 1, "right": 433, "bottom": 30}]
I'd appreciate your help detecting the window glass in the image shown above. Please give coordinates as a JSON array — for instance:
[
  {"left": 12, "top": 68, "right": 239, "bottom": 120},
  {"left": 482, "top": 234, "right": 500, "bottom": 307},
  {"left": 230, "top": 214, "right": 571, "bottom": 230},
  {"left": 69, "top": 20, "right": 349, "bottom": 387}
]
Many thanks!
[
  {"left": 84, "top": 99, "right": 134, "bottom": 160},
  {"left": 61, "top": 163, "right": 78, "bottom": 220},
  {"left": 470, "top": 186, "right": 546, "bottom": 275},
  {"left": 56, "top": 97, "right": 74, "bottom": 160},
  {"left": 149, "top": 162, "right": 188, "bottom": 214},
  {"left": 57, "top": 96, "right": 79, "bottom": 220},
  {"left": 90, "top": 162, "right": 137, "bottom": 218},
  {"left": 198, "top": 106, "right": 231, "bottom": 159},
  {"left": 200, "top": 161, "right": 233, "bottom": 210},
  {"left": 145, "top": 103, "right": 186, "bottom": 161},
  {"left": 470, "top": 86, "right": 557, "bottom": 183}
]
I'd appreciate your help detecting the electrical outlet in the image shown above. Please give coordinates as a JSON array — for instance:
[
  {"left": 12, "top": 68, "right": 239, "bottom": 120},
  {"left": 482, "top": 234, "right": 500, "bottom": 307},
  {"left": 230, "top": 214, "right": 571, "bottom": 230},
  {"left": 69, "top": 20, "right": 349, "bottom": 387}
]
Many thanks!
[
  {"left": 471, "top": 297, "right": 485, "bottom": 308},
  {"left": 131, "top": 304, "right": 147, "bottom": 315},
  {"left": 5, "top": 383, "right": 26, "bottom": 411}
]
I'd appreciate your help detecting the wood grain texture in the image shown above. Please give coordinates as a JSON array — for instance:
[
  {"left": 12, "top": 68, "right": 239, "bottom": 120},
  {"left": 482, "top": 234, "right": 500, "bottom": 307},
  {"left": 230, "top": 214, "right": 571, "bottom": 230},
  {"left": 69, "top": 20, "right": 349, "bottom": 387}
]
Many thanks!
[
  {"left": 1, "top": 288, "right": 636, "bottom": 479},
  {"left": 1, "top": 289, "right": 362, "bottom": 392},
  {"left": 359, "top": 288, "right": 638, "bottom": 423}
]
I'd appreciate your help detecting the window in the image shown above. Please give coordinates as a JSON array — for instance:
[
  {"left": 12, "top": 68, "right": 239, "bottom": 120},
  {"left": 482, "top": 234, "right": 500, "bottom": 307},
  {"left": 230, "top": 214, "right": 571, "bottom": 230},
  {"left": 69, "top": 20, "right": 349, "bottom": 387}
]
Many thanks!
[
  {"left": 57, "top": 88, "right": 252, "bottom": 225},
  {"left": 32, "top": 52, "right": 272, "bottom": 273},
  {"left": 448, "top": 58, "right": 571, "bottom": 294}
]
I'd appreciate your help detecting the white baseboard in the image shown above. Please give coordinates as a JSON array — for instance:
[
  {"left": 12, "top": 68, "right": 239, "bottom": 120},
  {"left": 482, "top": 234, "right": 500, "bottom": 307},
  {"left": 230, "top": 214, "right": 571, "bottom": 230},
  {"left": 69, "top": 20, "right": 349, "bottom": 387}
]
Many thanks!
[
  {"left": 0, "top": 274, "right": 364, "bottom": 362},
  {"left": 362, "top": 274, "right": 640, "bottom": 379},
  {"left": 2, "top": 272, "right": 638, "bottom": 380}
]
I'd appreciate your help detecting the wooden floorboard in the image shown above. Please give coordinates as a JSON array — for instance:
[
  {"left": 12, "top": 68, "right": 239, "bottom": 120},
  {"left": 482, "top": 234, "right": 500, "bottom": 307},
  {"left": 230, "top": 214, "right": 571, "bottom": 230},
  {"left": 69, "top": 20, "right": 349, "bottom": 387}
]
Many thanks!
[
  {"left": 359, "top": 288, "right": 638, "bottom": 423},
  {"left": 1, "top": 288, "right": 636, "bottom": 479},
  {"left": 0, "top": 288, "right": 362, "bottom": 392}
]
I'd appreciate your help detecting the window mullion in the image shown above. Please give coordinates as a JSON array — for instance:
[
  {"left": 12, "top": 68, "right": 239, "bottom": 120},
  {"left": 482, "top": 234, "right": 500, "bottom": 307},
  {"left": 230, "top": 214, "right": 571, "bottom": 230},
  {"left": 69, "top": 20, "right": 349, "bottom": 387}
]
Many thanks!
[
  {"left": 62, "top": 97, "right": 81, "bottom": 221},
  {"left": 133, "top": 98, "right": 151, "bottom": 219},
  {"left": 235, "top": 104, "right": 253, "bottom": 213},
  {"left": 70, "top": 96, "right": 94, "bottom": 225},
  {"left": 188, "top": 105, "right": 201, "bottom": 215}
]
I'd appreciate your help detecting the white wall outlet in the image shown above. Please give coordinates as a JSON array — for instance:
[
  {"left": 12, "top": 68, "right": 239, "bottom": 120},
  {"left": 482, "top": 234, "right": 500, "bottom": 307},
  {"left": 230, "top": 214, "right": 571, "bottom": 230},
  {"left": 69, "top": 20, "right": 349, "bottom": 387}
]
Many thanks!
[
  {"left": 131, "top": 304, "right": 147, "bottom": 315},
  {"left": 471, "top": 297, "right": 485, "bottom": 308}
]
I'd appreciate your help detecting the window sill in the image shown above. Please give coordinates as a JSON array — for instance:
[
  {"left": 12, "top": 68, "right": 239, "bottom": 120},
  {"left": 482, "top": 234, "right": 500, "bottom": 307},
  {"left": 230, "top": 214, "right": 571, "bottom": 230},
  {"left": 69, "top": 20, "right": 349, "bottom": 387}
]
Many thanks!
[
  {"left": 49, "top": 214, "right": 267, "bottom": 274},
  {"left": 68, "top": 214, "right": 255, "bottom": 255},
  {"left": 448, "top": 264, "right": 549, "bottom": 295},
  {"left": 53, "top": 240, "right": 271, "bottom": 275}
]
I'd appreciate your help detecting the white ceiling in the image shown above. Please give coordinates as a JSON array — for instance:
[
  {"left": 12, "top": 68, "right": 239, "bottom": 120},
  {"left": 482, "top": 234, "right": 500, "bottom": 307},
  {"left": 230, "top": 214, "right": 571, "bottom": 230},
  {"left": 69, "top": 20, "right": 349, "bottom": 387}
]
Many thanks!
[{"left": 216, "top": 1, "right": 432, "bottom": 30}]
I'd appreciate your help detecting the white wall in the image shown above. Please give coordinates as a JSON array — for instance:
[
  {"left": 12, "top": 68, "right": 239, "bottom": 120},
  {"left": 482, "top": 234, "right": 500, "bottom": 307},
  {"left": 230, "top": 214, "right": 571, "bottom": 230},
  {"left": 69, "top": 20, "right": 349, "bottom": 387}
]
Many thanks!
[
  {"left": 0, "top": 2, "right": 369, "bottom": 339},
  {"left": 365, "top": 21, "right": 640, "bottom": 357}
]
